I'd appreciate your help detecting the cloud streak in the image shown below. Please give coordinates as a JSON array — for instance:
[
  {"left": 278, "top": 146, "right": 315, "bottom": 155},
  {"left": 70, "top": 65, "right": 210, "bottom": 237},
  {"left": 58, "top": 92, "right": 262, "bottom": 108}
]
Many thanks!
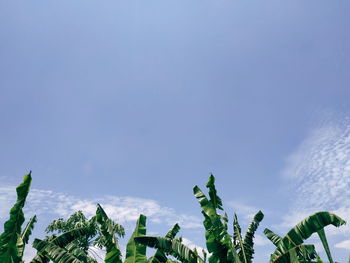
[{"left": 280, "top": 115, "right": 350, "bottom": 235}]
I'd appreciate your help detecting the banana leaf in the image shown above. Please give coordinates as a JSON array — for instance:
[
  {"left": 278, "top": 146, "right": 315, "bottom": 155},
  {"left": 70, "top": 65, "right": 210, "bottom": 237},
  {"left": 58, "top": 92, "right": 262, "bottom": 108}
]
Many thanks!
[
  {"left": 33, "top": 239, "right": 83, "bottom": 263},
  {"left": 30, "top": 254, "right": 50, "bottom": 263},
  {"left": 125, "top": 214, "right": 147, "bottom": 263},
  {"left": 50, "top": 226, "right": 96, "bottom": 248},
  {"left": 149, "top": 224, "right": 181, "bottom": 263},
  {"left": 263, "top": 229, "right": 282, "bottom": 247},
  {"left": 270, "top": 244, "right": 317, "bottom": 263},
  {"left": 233, "top": 214, "right": 246, "bottom": 263},
  {"left": 65, "top": 243, "right": 98, "bottom": 263},
  {"left": 31, "top": 226, "right": 96, "bottom": 263},
  {"left": 0, "top": 172, "right": 32, "bottom": 263},
  {"left": 270, "top": 212, "right": 345, "bottom": 263},
  {"left": 241, "top": 210, "right": 264, "bottom": 263},
  {"left": 96, "top": 204, "right": 123, "bottom": 263},
  {"left": 134, "top": 236, "right": 204, "bottom": 263},
  {"left": 17, "top": 215, "right": 37, "bottom": 260},
  {"left": 193, "top": 175, "right": 229, "bottom": 263}
]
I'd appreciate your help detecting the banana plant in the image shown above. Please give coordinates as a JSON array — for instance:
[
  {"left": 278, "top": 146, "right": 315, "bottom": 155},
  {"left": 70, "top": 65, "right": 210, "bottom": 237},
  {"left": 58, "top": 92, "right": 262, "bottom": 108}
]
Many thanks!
[
  {"left": 264, "top": 211, "right": 346, "bottom": 263},
  {"left": 32, "top": 226, "right": 98, "bottom": 263},
  {"left": 95, "top": 204, "right": 147, "bottom": 263},
  {"left": 135, "top": 223, "right": 206, "bottom": 263},
  {"left": 135, "top": 236, "right": 204, "bottom": 263},
  {"left": 233, "top": 211, "right": 264, "bottom": 263},
  {"left": 147, "top": 224, "right": 181, "bottom": 263},
  {"left": 0, "top": 172, "right": 37, "bottom": 263},
  {"left": 193, "top": 174, "right": 263, "bottom": 263}
]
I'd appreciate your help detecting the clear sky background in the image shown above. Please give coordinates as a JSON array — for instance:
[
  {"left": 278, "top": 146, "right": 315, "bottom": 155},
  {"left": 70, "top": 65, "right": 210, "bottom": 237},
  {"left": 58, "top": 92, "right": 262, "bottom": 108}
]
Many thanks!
[{"left": 1, "top": 0, "right": 350, "bottom": 262}]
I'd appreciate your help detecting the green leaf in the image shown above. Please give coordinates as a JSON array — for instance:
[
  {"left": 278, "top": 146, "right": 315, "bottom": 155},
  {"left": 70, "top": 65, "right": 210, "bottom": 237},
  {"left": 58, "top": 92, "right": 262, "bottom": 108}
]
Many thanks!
[
  {"left": 65, "top": 242, "right": 98, "bottom": 263},
  {"left": 135, "top": 236, "right": 205, "bottom": 263},
  {"left": 270, "top": 244, "right": 317, "bottom": 263},
  {"left": 242, "top": 210, "right": 264, "bottom": 263},
  {"left": 21, "top": 215, "right": 37, "bottom": 245},
  {"left": 0, "top": 172, "right": 32, "bottom": 263},
  {"left": 263, "top": 229, "right": 282, "bottom": 247},
  {"left": 233, "top": 214, "right": 246, "bottom": 263},
  {"left": 193, "top": 175, "right": 230, "bottom": 263},
  {"left": 31, "top": 226, "right": 96, "bottom": 263},
  {"left": 96, "top": 204, "right": 123, "bottom": 263},
  {"left": 125, "top": 214, "right": 147, "bottom": 263},
  {"left": 317, "top": 228, "right": 333, "bottom": 263},
  {"left": 17, "top": 215, "right": 37, "bottom": 259},
  {"left": 150, "top": 224, "right": 181, "bottom": 263},
  {"left": 270, "top": 211, "right": 345, "bottom": 263},
  {"left": 51, "top": 227, "right": 96, "bottom": 248},
  {"left": 206, "top": 174, "right": 223, "bottom": 210},
  {"left": 33, "top": 239, "right": 83, "bottom": 263}
]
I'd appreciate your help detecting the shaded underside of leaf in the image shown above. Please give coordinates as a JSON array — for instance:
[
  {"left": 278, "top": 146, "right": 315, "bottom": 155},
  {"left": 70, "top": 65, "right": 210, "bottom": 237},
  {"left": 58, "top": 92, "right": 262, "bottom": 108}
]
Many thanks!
[{"left": 33, "top": 238, "right": 83, "bottom": 263}]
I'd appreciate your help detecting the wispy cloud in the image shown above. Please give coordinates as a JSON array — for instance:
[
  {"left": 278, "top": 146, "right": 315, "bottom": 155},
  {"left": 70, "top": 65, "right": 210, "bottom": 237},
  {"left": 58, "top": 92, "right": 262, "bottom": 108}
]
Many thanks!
[
  {"left": 254, "top": 234, "right": 271, "bottom": 246},
  {"left": 335, "top": 239, "right": 350, "bottom": 250},
  {"left": 280, "top": 115, "right": 350, "bottom": 235},
  {"left": 0, "top": 185, "right": 202, "bottom": 229},
  {"left": 227, "top": 201, "right": 261, "bottom": 220}
]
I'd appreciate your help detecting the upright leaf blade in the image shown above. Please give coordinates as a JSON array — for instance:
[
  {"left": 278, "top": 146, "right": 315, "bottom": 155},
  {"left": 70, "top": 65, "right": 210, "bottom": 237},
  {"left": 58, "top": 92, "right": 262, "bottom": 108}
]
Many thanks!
[
  {"left": 96, "top": 204, "right": 123, "bottom": 263},
  {"left": 0, "top": 172, "right": 32, "bottom": 263},
  {"left": 233, "top": 214, "right": 246, "bottom": 263},
  {"left": 18, "top": 215, "right": 37, "bottom": 259},
  {"left": 125, "top": 214, "right": 147, "bottom": 263},
  {"left": 242, "top": 210, "right": 264, "bottom": 263}
]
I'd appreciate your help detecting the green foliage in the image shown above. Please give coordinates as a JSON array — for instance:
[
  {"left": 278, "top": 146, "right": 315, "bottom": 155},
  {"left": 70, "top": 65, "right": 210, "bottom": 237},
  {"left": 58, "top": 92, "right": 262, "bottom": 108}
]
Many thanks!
[
  {"left": 0, "top": 172, "right": 35, "bottom": 263},
  {"left": 135, "top": 236, "right": 204, "bottom": 263},
  {"left": 33, "top": 239, "right": 83, "bottom": 263},
  {"left": 241, "top": 210, "right": 264, "bottom": 263},
  {"left": 125, "top": 214, "right": 147, "bottom": 263},
  {"left": 1, "top": 172, "right": 349, "bottom": 263},
  {"left": 263, "top": 229, "right": 282, "bottom": 247},
  {"left": 45, "top": 211, "right": 93, "bottom": 253},
  {"left": 95, "top": 204, "right": 123, "bottom": 263},
  {"left": 265, "top": 211, "right": 346, "bottom": 263},
  {"left": 32, "top": 226, "right": 97, "bottom": 263},
  {"left": 149, "top": 224, "right": 181, "bottom": 263},
  {"left": 193, "top": 174, "right": 233, "bottom": 263},
  {"left": 194, "top": 174, "right": 263, "bottom": 263}
]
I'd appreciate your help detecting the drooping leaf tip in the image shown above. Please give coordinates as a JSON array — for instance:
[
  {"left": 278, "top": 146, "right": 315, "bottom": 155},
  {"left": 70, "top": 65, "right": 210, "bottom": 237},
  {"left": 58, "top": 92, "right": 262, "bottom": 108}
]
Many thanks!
[{"left": 254, "top": 210, "right": 264, "bottom": 222}]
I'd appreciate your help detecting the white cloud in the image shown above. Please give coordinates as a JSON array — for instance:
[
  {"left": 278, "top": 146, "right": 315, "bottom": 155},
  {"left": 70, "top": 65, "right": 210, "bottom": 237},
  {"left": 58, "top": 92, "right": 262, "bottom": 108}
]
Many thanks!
[
  {"left": 22, "top": 245, "right": 37, "bottom": 262},
  {"left": 0, "top": 185, "right": 202, "bottom": 262},
  {"left": 0, "top": 185, "right": 202, "bottom": 230},
  {"left": 279, "top": 116, "right": 350, "bottom": 235},
  {"left": 335, "top": 239, "right": 350, "bottom": 250},
  {"left": 227, "top": 201, "right": 261, "bottom": 220},
  {"left": 254, "top": 234, "right": 270, "bottom": 246}
]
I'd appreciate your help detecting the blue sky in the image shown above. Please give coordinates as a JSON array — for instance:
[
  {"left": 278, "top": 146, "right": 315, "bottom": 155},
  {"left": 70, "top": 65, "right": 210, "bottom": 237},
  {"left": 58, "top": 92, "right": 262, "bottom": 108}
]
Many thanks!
[{"left": 1, "top": 0, "right": 350, "bottom": 262}]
